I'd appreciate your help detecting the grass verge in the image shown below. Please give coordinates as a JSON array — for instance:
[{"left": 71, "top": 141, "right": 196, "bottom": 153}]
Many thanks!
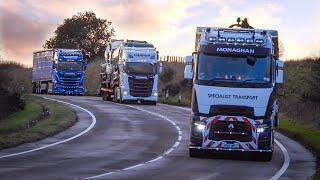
[
  {"left": 278, "top": 119, "right": 320, "bottom": 179},
  {"left": 158, "top": 96, "right": 190, "bottom": 107},
  {"left": 0, "top": 95, "right": 77, "bottom": 150}
]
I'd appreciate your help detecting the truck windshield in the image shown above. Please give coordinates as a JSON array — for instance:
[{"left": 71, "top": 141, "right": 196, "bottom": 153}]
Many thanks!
[
  {"left": 197, "top": 53, "right": 271, "bottom": 83},
  {"left": 57, "top": 62, "right": 83, "bottom": 71},
  {"left": 125, "top": 62, "right": 156, "bottom": 75}
]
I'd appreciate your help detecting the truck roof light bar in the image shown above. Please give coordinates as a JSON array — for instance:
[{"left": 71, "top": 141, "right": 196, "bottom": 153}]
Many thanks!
[
  {"left": 246, "top": 38, "right": 254, "bottom": 44},
  {"left": 218, "top": 28, "right": 256, "bottom": 39},
  {"left": 207, "top": 36, "right": 217, "bottom": 42},
  {"left": 255, "top": 39, "right": 264, "bottom": 44},
  {"left": 227, "top": 38, "right": 235, "bottom": 43},
  {"left": 218, "top": 37, "right": 226, "bottom": 42},
  {"left": 236, "top": 38, "right": 245, "bottom": 43}
]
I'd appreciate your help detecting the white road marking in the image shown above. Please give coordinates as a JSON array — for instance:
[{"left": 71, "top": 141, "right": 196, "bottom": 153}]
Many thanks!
[
  {"left": 161, "top": 103, "right": 291, "bottom": 180},
  {"left": 269, "top": 139, "right": 290, "bottom": 180},
  {"left": 83, "top": 105, "right": 182, "bottom": 179},
  {"left": 0, "top": 97, "right": 97, "bottom": 159}
]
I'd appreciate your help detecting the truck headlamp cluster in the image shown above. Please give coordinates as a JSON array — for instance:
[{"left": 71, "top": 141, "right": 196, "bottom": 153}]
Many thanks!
[
  {"left": 193, "top": 122, "right": 206, "bottom": 131},
  {"left": 257, "top": 124, "right": 269, "bottom": 133}
]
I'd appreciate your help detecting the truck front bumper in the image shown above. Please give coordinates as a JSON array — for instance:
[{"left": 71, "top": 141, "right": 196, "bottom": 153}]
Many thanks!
[
  {"left": 190, "top": 115, "right": 273, "bottom": 152},
  {"left": 122, "top": 91, "right": 158, "bottom": 102},
  {"left": 54, "top": 86, "right": 85, "bottom": 95}
]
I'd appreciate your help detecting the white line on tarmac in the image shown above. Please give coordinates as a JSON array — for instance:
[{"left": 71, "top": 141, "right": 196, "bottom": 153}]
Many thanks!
[
  {"left": 269, "top": 139, "right": 290, "bottom": 180},
  {"left": 160, "top": 103, "right": 291, "bottom": 180},
  {"left": 83, "top": 105, "right": 182, "bottom": 179},
  {"left": 0, "top": 97, "right": 97, "bottom": 159}
]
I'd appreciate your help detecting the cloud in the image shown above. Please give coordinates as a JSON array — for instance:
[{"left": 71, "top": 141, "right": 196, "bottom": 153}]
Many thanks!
[
  {"left": 0, "top": 6, "right": 53, "bottom": 66},
  {"left": 0, "top": 0, "right": 319, "bottom": 65}
]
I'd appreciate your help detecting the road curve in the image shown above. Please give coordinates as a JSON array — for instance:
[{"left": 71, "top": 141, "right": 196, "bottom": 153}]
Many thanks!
[{"left": 0, "top": 96, "right": 316, "bottom": 180}]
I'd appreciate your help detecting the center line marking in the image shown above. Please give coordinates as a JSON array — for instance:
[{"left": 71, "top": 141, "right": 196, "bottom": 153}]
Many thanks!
[{"left": 83, "top": 104, "right": 182, "bottom": 179}]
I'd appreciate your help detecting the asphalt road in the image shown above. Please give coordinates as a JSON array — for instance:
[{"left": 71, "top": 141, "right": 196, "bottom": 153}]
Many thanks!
[{"left": 0, "top": 95, "right": 316, "bottom": 180}]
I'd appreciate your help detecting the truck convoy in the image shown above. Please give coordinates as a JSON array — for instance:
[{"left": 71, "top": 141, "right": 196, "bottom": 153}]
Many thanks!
[
  {"left": 100, "top": 40, "right": 161, "bottom": 105},
  {"left": 184, "top": 26, "right": 284, "bottom": 161},
  {"left": 32, "top": 49, "right": 86, "bottom": 95}
]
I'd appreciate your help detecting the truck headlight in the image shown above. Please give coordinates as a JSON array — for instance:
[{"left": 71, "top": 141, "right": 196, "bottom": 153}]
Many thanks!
[
  {"left": 194, "top": 122, "right": 206, "bottom": 131},
  {"left": 123, "top": 91, "right": 128, "bottom": 95},
  {"left": 257, "top": 124, "right": 269, "bottom": 133},
  {"left": 153, "top": 92, "right": 158, "bottom": 96}
]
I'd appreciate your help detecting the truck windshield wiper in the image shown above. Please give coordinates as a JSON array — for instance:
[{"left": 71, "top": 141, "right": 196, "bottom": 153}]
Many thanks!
[{"left": 241, "top": 79, "right": 265, "bottom": 83}]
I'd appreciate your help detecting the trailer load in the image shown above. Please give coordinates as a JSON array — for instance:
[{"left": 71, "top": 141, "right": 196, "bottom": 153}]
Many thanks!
[{"left": 100, "top": 40, "right": 161, "bottom": 104}]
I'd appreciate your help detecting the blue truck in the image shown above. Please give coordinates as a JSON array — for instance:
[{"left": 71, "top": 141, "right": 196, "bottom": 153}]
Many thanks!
[{"left": 32, "top": 49, "right": 86, "bottom": 95}]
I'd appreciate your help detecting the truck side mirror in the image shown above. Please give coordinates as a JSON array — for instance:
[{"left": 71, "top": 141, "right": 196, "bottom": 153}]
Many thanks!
[
  {"left": 276, "top": 60, "right": 284, "bottom": 84},
  {"left": 158, "top": 62, "right": 163, "bottom": 74},
  {"left": 184, "top": 55, "right": 193, "bottom": 80}
]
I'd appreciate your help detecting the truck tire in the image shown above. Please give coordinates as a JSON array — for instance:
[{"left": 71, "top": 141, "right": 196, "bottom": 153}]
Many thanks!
[
  {"left": 102, "top": 92, "right": 107, "bottom": 101},
  {"left": 52, "top": 83, "right": 55, "bottom": 95},
  {"left": 189, "top": 148, "right": 202, "bottom": 158},
  {"left": 32, "top": 83, "right": 36, "bottom": 94},
  {"left": 113, "top": 87, "right": 118, "bottom": 102},
  {"left": 274, "top": 113, "right": 279, "bottom": 127},
  {"left": 106, "top": 93, "right": 113, "bottom": 101},
  {"left": 259, "top": 152, "right": 273, "bottom": 161}
]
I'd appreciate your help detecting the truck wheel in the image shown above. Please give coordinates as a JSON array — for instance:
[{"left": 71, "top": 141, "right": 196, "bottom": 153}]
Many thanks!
[
  {"left": 260, "top": 152, "right": 273, "bottom": 161},
  {"left": 274, "top": 113, "right": 279, "bottom": 127},
  {"left": 189, "top": 148, "right": 202, "bottom": 158},
  {"left": 113, "top": 87, "right": 118, "bottom": 102},
  {"left": 106, "top": 93, "right": 113, "bottom": 101},
  {"left": 52, "top": 83, "right": 55, "bottom": 95},
  {"left": 102, "top": 92, "right": 107, "bottom": 101}
]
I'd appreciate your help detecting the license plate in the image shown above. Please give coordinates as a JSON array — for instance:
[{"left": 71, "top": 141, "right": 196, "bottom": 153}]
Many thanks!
[{"left": 221, "top": 142, "right": 239, "bottom": 149}]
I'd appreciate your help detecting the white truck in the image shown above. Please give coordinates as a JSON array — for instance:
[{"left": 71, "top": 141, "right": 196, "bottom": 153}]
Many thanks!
[
  {"left": 100, "top": 40, "right": 161, "bottom": 105},
  {"left": 184, "top": 26, "right": 284, "bottom": 161}
]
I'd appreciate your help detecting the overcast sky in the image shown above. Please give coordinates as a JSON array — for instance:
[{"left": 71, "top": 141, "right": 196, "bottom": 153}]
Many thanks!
[{"left": 0, "top": 0, "right": 319, "bottom": 66}]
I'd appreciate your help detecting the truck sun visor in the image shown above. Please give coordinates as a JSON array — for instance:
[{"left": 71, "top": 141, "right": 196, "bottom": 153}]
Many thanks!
[{"left": 199, "top": 44, "right": 271, "bottom": 57}]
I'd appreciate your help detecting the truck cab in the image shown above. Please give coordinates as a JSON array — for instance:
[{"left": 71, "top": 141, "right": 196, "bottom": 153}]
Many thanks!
[
  {"left": 52, "top": 49, "right": 86, "bottom": 95},
  {"left": 101, "top": 40, "right": 161, "bottom": 104},
  {"left": 185, "top": 27, "right": 284, "bottom": 161}
]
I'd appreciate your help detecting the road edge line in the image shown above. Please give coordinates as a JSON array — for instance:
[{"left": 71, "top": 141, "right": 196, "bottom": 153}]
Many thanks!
[
  {"left": 0, "top": 97, "right": 97, "bottom": 159},
  {"left": 269, "top": 139, "right": 290, "bottom": 180}
]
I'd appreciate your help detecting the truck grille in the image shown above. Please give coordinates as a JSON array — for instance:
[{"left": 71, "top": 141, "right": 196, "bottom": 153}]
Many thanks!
[
  {"left": 209, "top": 121, "right": 252, "bottom": 142},
  {"left": 128, "top": 77, "right": 154, "bottom": 97},
  {"left": 59, "top": 75, "right": 82, "bottom": 86}
]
